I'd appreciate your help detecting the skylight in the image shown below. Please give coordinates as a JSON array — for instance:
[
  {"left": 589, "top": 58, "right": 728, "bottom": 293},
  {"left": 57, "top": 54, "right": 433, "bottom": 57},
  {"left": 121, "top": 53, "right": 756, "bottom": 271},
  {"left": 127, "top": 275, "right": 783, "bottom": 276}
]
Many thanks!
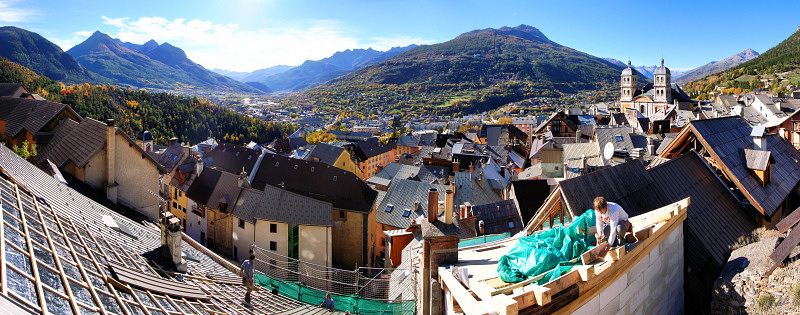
[
  {"left": 385, "top": 204, "right": 394, "bottom": 212},
  {"left": 615, "top": 135, "right": 623, "bottom": 142},
  {"left": 402, "top": 209, "right": 411, "bottom": 217}
]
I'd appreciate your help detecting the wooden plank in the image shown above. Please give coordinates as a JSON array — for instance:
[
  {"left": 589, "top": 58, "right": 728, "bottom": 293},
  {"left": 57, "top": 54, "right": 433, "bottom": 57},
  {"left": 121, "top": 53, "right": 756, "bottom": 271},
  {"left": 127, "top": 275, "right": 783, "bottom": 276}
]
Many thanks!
[
  {"left": 633, "top": 225, "right": 654, "bottom": 242},
  {"left": 766, "top": 225, "right": 800, "bottom": 277},
  {"left": 573, "top": 265, "right": 595, "bottom": 282},
  {"left": 519, "top": 284, "right": 579, "bottom": 315},
  {"left": 604, "top": 245, "right": 626, "bottom": 262},
  {"left": 439, "top": 267, "right": 493, "bottom": 315},
  {"left": 542, "top": 270, "right": 580, "bottom": 294},
  {"left": 550, "top": 204, "right": 688, "bottom": 314},
  {"left": 580, "top": 242, "right": 607, "bottom": 265},
  {"left": 776, "top": 206, "right": 800, "bottom": 234},
  {"left": 493, "top": 294, "right": 519, "bottom": 315}
]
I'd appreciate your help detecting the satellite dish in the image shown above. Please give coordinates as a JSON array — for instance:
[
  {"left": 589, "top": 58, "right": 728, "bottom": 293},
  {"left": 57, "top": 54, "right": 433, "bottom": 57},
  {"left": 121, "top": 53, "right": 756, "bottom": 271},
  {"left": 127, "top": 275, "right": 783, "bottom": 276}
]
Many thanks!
[{"left": 603, "top": 142, "right": 614, "bottom": 160}]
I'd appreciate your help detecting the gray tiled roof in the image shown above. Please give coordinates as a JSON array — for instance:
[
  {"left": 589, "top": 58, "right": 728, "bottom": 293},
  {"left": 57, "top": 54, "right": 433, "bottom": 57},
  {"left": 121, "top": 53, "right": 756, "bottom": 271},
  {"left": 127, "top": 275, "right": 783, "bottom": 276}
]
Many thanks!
[
  {"left": 397, "top": 134, "right": 420, "bottom": 147},
  {"left": 594, "top": 125, "right": 634, "bottom": 152},
  {"left": 471, "top": 199, "right": 523, "bottom": 236},
  {"left": 307, "top": 142, "right": 344, "bottom": 165},
  {"left": 562, "top": 142, "right": 603, "bottom": 179},
  {"left": 688, "top": 117, "right": 800, "bottom": 217},
  {"left": 186, "top": 167, "right": 243, "bottom": 210},
  {"left": 453, "top": 170, "right": 503, "bottom": 207},
  {"left": 0, "top": 83, "right": 27, "bottom": 98},
  {"left": 375, "top": 179, "right": 448, "bottom": 229},
  {"left": 373, "top": 163, "right": 419, "bottom": 181},
  {"left": 232, "top": 186, "right": 332, "bottom": 227},
  {"left": 156, "top": 143, "right": 186, "bottom": 173},
  {"left": 0, "top": 96, "right": 79, "bottom": 138},
  {"left": 205, "top": 143, "right": 260, "bottom": 174}
]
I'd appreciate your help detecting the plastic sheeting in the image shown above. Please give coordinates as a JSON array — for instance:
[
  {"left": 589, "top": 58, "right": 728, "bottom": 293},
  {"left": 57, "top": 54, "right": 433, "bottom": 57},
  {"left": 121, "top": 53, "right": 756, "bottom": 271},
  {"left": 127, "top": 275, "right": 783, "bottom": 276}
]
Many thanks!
[
  {"left": 497, "top": 210, "right": 597, "bottom": 284},
  {"left": 254, "top": 273, "right": 416, "bottom": 314}
]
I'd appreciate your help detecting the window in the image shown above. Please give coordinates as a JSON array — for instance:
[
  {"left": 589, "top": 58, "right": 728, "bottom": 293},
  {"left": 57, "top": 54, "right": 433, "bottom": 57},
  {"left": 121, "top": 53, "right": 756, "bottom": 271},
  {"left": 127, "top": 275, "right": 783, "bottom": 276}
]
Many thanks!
[
  {"left": 269, "top": 241, "right": 277, "bottom": 251},
  {"left": 402, "top": 209, "right": 411, "bottom": 217},
  {"left": 333, "top": 176, "right": 337, "bottom": 181},
  {"left": 384, "top": 204, "right": 393, "bottom": 212},
  {"left": 182, "top": 205, "right": 186, "bottom": 213},
  {"left": 172, "top": 201, "right": 177, "bottom": 209},
  {"left": 270, "top": 223, "right": 277, "bottom": 233},
  {"left": 238, "top": 218, "right": 245, "bottom": 229},
  {"left": 615, "top": 135, "right": 623, "bottom": 142},
  {"left": 339, "top": 211, "right": 346, "bottom": 219},
  {"left": 179, "top": 191, "right": 182, "bottom": 198},
  {"left": 508, "top": 221, "right": 515, "bottom": 229}
]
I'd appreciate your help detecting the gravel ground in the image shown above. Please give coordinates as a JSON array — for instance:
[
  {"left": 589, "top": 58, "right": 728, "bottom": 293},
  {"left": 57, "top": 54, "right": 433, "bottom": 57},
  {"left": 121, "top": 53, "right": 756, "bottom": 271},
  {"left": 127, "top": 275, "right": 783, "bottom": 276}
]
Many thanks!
[{"left": 711, "top": 228, "right": 800, "bottom": 314}]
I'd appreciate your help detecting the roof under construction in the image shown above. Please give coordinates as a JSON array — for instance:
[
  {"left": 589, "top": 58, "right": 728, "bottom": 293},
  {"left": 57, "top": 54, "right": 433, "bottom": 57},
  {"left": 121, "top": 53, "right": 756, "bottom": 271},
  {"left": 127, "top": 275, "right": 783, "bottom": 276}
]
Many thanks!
[{"left": 0, "top": 145, "right": 337, "bottom": 314}]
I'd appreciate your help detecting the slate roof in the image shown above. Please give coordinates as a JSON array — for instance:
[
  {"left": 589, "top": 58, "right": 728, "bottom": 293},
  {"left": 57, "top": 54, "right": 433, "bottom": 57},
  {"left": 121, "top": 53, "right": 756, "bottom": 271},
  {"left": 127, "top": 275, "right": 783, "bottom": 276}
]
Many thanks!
[
  {"left": 204, "top": 143, "right": 260, "bottom": 174},
  {"left": 352, "top": 137, "right": 394, "bottom": 161},
  {"left": 373, "top": 163, "right": 419, "bottom": 181},
  {"left": 610, "top": 113, "right": 629, "bottom": 125},
  {"left": 307, "top": 142, "right": 345, "bottom": 166},
  {"left": 156, "top": 143, "right": 186, "bottom": 173},
  {"left": 38, "top": 118, "right": 166, "bottom": 173},
  {"left": 0, "top": 83, "right": 27, "bottom": 98},
  {"left": 677, "top": 116, "right": 800, "bottom": 217},
  {"left": 329, "top": 130, "right": 372, "bottom": 140},
  {"left": 594, "top": 125, "right": 635, "bottom": 152},
  {"left": 251, "top": 153, "right": 377, "bottom": 213},
  {"left": 185, "top": 167, "right": 243, "bottom": 210},
  {"left": 233, "top": 186, "right": 333, "bottom": 227},
  {"left": 744, "top": 149, "right": 771, "bottom": 171},
  {"left": 557, "top": 152, "right": 757, "bottom": 267},
  {"left": 414, "top": 165, "right": 448, "bottom": 184},
  {"left": 375, "top": 179, "right": 448, "bottom": 228},
  {"left": 453, "top": 171, "right": 503, "bottom": 207},
  {"left": 397, "top": 134, "right": 420, "bottom": 147},
  {"left": 0, "top": 96, "right": 79, "bottom": 138},
  {"left": 471, "top": 199, "right": 523, "bottom": 236},
  {"left": 562, "top": 142, "right": 603, "bottom": 179}
]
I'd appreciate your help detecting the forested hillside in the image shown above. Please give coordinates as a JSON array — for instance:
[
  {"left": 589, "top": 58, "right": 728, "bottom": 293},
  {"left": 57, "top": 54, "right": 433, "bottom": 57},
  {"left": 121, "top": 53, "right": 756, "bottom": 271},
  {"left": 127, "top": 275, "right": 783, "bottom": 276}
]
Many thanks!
[{"left": 0, "top": 57, "right": 293, "bottom": 145}]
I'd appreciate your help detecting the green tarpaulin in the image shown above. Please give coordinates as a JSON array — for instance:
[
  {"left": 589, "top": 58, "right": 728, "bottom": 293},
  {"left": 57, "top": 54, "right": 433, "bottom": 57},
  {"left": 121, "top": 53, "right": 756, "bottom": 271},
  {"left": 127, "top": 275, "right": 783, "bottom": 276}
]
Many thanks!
[{"left": 496, "top": 210, "right": 597, "bottom": 284}]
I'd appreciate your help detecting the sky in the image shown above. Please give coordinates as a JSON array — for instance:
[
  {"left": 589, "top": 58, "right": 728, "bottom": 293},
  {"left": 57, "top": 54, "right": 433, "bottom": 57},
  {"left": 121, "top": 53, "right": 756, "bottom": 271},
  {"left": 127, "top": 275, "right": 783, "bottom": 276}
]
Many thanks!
[{"left": 3, "top": 0, "right": 800, "bottom": 72}]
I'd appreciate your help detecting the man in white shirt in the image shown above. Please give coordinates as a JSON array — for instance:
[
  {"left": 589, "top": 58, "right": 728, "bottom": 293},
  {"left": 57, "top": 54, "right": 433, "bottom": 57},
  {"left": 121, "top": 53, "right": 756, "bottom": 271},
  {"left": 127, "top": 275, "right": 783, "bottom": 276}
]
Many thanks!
[{"left": 594, "top": 196, "right": 632, "bottom": 250}]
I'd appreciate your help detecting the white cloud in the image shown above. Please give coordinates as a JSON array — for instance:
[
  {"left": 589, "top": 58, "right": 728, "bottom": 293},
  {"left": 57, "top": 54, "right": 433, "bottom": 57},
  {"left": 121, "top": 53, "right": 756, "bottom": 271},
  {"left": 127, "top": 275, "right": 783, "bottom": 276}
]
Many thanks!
[
  {"left": 100, "top": 16, "right": 366, "bottom": 71},
  {"left": 0, "top": 0, "right": 35, "bottom": 23},
  {"left": 51, "top": 31, "right": 93, "bottom": 52},
  {"left": 100, "top": 16, "right": 434, "bottom": 72}
]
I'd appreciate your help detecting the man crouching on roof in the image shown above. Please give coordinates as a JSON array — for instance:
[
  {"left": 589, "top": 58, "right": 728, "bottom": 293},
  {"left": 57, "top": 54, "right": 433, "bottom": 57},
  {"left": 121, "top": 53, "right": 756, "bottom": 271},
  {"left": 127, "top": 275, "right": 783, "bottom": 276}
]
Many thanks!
[{"left": 594, "top": 196, "right": 632, "bottom": 250}]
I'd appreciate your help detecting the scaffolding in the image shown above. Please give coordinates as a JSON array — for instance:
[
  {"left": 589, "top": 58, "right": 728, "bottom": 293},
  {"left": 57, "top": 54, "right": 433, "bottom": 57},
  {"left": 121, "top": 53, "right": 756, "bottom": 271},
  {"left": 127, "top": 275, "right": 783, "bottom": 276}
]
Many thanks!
[{"left": 250, "top": 244, "right": 416, "bottom": 314}]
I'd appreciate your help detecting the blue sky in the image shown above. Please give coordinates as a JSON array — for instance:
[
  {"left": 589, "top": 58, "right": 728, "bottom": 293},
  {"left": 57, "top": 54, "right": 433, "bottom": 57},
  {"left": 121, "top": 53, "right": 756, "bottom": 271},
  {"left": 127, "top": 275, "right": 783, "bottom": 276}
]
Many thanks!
[{"left": 3, "top": 0, "right": 800, "bottom": 72}]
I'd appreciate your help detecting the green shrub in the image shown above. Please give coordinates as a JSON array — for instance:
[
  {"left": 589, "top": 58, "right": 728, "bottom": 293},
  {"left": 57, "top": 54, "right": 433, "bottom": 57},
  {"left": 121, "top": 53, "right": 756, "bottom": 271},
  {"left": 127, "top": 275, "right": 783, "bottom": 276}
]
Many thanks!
[{"left": 757, "top": 293, "right": 775, "bottom": 310}]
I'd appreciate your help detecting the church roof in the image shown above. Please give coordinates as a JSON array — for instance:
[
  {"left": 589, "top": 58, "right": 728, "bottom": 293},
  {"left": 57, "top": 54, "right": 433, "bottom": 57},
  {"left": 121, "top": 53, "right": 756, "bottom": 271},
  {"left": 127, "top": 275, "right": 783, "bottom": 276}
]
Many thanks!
[
  {"left": 654, "top": 58, "right": 670, "bottom": 75},
  {"left": 620, "top": 60, "right": 637, "bottom": 76}
]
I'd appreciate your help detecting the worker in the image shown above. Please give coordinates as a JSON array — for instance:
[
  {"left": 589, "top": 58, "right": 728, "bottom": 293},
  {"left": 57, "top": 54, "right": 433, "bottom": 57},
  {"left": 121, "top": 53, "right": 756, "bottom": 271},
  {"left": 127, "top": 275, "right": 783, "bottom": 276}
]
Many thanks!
[
  {"left": 593, "top": 196, "right": 632, "bottom": 250},
  {"left": 320, "top": 292, "right": 335, "bottom": 312},
  {"left": 241, "top": 255, "right": 257, "bottom": 304}
]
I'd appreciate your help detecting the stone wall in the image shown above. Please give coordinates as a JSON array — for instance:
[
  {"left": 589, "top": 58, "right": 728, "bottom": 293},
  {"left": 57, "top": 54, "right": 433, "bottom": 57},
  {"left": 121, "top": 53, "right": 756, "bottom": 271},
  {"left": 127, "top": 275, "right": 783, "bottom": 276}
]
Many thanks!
[{"left": 574, "top": 221, "right": 684, "bottom": 315}]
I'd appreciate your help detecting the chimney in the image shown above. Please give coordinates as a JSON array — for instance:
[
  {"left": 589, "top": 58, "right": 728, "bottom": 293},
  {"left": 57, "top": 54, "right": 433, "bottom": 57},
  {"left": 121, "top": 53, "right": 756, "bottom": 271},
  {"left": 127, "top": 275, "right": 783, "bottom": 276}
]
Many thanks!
[
  {"left": 427, "top": 188, "right": 438, "bottom": 223},
  {"left": 414, "top": 201, "right": 420, "bottom": 213},
  {"left": 169, "top": 137, "right": 178, "bottom": 146},
  {"left": 752, "top": 126, "right": 767, "bottom": 150},
  {"left": 105, "top": 119, "right": 118, "bottom": 204},
  {"left": 195, "top": 158, "right": 204, "bottom": 176},
  {"left": 469, "top": 163, "right": 474, "bottom": 173},
  {"left": 576, "top": 128, "right": 581, "bottom": 141},
  {"left": 160, "top": 212, "right": 187, "bottom": 272},
  {"left": 646, "top": 137, "right": 654, "bottom": 156},
  {"left": 452, "top": 160, "right": 461, "bottom": 173},
  {"left": 581, "top": 154, "right": 587, "bottom": 170},
  {"left": 445, "top": 189, "right": 454, "bottom": 224}
]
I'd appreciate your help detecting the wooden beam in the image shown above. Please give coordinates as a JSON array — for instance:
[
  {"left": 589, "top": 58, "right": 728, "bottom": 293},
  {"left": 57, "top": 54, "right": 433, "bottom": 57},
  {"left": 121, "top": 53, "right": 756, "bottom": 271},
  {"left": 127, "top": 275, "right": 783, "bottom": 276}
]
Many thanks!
[
  {"left": 439, "top": 267, "right": 494, "bottom": 315},
  {"left": 580, "top": 242, "right": 607, "bottom": 265},
  {"left": 543, "top": 270, "right": 580, "bottom": 294},
  {"left": 519, "top": 284, "right": 579, "bottom": 315},
  {"left": 766, "top": 225, "right": 800, "bottom": 277},
  {"left": 573, "top": 265, "right": 595, "bottom": 282},
  {"left": 551, "top": 204, "right": 688, "bottom": 314},
  {"left": 776, "top": 206, "right": 800, "bottom": 234},
  {"left": 13, "top": 184, "right": 47, "bottom": 314},
  {"left": 604, "top": 245, "right": 626, "bottom": 262},
  {"left": 32, "top": 195, "right": 81, "bottom": 315},
  {"left": 634, "top": 225, "right": 654, "bottom": 242}
]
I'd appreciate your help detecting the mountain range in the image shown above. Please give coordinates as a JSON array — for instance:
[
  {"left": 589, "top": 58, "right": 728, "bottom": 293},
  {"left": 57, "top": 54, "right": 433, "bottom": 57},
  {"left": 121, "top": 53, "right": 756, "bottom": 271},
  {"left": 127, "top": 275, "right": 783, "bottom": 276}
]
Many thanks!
[
  {"left": 66, "top": 31, "right": 259, "bottom": 93},
  {"left": 0, "top": 26, "right": 101, "bottom": 84},
  {"left": 675, "top": 48, "right": 759, "bottom": 83},
  {"left": 288, "top": 25, "right": 627, "bottom": 115},
  {"left": 213, "top": 45, "right": 418, "bottom": 93}
]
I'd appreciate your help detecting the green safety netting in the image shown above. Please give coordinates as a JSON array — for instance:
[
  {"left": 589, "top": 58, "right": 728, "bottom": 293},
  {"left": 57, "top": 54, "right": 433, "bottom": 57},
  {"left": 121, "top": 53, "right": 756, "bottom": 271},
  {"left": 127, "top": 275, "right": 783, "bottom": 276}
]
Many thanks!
[
  {"left": 254, "top": 273, "right": 416, "bottom": 315},
  {"left": 458, "top": 232, "right": 511, "bottom": 248},
  {"left": 496, "top": 210, "right": 597, "bottom": 284}
]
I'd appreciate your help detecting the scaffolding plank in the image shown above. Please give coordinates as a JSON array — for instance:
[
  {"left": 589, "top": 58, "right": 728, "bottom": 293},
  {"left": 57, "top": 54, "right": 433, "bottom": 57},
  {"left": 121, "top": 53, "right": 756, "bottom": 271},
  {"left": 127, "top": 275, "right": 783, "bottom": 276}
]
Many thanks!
[
  {"left": 766, "top": 225, "right": 800, "bottom": 277},
  {"left": 776, "top": 206, "right": 800, "bottom": 234}
]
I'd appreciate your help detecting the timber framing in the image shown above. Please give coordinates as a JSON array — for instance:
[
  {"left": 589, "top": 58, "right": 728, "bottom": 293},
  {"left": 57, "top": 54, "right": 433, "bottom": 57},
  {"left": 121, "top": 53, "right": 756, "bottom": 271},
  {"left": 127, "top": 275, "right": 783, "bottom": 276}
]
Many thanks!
[{"left": 439, "top": 198, "right": 689, "bottom": 315}]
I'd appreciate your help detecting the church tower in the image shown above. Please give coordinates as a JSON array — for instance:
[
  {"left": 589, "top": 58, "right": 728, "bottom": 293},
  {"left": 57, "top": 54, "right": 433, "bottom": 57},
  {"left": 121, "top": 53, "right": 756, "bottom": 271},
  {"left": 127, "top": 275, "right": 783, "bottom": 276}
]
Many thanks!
[
  {"left": 620, "top": 60, "right": 637, "bottom": 102},
  {"left": 653, "top": 58, "right": 672, "bottom": 103}
]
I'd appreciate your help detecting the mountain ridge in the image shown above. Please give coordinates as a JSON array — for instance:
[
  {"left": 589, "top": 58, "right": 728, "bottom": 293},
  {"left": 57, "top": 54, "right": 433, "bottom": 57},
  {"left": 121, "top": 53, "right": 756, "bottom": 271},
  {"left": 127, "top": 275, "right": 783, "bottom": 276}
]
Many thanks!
[
  {"left": 675, "top": 48, "right": 759, "bottom": 83},
  {"left": 67, "top": 31, "right": 260, "bottom": 93}
]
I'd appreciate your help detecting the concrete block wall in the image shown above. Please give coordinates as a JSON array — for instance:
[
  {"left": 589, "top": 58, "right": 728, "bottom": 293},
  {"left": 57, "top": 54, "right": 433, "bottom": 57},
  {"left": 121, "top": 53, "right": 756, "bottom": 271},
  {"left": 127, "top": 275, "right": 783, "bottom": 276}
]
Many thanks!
[{"left": 575, "top": 221, "right": 684, "bottom": 315}]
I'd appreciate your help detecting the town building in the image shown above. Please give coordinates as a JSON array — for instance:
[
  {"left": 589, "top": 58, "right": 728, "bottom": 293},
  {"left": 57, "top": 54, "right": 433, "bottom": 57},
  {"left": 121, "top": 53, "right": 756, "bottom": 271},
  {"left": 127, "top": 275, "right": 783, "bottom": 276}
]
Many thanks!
[{"left": 0, "top": 96, "right": 81, "bottom": 147}]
